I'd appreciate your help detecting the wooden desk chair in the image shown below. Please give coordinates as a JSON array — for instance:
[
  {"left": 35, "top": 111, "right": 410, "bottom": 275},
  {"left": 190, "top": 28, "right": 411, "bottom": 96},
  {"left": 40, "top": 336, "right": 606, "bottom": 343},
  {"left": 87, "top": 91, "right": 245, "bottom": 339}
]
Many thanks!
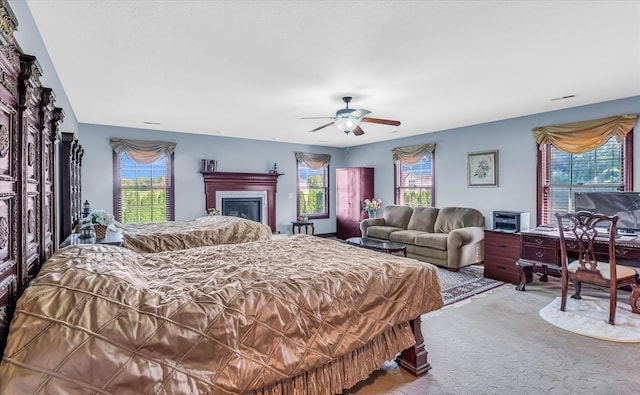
[{"left": 555, "top": 211, "right": 639, "bottom": 325}]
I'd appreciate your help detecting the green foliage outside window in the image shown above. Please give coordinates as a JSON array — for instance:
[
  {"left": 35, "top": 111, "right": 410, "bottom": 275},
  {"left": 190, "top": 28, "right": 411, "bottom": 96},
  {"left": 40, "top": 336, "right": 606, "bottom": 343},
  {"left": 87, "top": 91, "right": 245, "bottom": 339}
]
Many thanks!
[
  {"left": 298, "top": 167, "right": 327, "bottom": 216},
  {"left": 119, "top": 153, "right": 170, "bottom": 224},
  {"left": 121, "top": 188, "right": 168, "bottom": 224},
  {"left": 396, "top": 156, "right": 434, "bottom": 207},
  {"left": 401, "top": 189, "right": 431, "bottom": 207},
  {"left": 546, "top": 136, "right": 623, "bottom": 221},
  {"left": 299, "top": 189, "right": 325, "bottom": 215}
]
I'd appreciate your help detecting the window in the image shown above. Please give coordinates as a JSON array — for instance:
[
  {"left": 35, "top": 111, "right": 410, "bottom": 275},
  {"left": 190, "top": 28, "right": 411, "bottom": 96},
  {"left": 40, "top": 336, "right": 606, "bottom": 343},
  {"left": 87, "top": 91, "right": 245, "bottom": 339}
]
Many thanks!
[
  {"left": 296, "top": 152, "right": 330, "bottom": 218},
  {"left": 538, "top": 132, "right": 632, "bottom": 224},
  {"left": 111, "top": 139, "right": 175, "bottom": 224},
  {"left": 395, "top": 155, "right": 434, "bottom": 207}
]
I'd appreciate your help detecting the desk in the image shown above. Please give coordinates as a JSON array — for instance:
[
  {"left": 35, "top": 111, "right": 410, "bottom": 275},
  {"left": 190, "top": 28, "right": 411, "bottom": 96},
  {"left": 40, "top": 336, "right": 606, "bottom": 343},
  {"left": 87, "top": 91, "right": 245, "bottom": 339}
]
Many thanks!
[
  {"left": 292, "top": 221, "right": 314, "bottom": 235},
  {"left": 518, "top": 228, "right": 640, "bottom": 290}
]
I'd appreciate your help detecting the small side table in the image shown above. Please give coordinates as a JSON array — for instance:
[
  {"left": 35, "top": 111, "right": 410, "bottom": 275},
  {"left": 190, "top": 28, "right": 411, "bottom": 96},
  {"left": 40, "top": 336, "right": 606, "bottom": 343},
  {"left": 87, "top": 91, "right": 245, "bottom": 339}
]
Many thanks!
[
  {"left": 292, "top": 221, "right": 314, "bottom": 235},
  {"left": 60, "top": 231, "right": 124, "bottom": 248}
]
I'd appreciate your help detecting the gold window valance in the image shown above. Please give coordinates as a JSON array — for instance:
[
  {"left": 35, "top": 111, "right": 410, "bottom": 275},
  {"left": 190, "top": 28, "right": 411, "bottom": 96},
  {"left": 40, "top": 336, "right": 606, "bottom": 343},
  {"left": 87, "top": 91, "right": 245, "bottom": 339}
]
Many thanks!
[
  {"left": 532, "top": 114, "right": 637, "bottom": 154},
  {"left": 391, "top": 143, "right": 436, "bottom": 166},
  {"left": 110, "top": 138, "right": 176, "bottom": 164},
  {"left": 294, "top": 151, "right": 331, "bottom": 170}
]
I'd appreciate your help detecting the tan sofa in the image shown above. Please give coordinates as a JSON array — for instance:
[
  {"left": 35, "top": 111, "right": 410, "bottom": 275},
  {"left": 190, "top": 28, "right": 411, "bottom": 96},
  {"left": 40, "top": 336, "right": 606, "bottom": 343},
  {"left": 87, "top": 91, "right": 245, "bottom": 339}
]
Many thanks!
[{"left": 359, "top": 205, "right": 485, "bottom": 271}]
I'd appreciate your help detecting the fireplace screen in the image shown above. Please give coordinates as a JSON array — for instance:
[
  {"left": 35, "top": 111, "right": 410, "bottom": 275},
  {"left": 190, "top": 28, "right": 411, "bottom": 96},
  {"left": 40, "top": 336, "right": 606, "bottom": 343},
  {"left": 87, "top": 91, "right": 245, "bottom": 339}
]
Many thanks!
[{"left": 222, "top": 198, "right": 262, "bottom": 223}]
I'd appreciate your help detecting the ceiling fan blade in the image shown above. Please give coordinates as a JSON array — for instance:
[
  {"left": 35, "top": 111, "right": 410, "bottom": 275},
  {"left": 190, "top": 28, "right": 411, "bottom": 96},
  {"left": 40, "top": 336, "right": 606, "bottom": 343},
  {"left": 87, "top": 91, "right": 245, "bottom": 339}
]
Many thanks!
[
  {"left": 352, "top": 125, "right": 365, "bottom": 136},
  {"left": 362, "top": 117, "right": 401, "bottom": 126},
  {"left": 308, "top": 122, "right": 335, "bottom": 132}
]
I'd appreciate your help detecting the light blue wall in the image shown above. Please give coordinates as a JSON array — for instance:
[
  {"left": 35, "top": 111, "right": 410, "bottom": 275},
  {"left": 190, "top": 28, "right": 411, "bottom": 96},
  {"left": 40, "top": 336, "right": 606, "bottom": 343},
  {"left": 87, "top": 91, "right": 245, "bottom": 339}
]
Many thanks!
[
  {"left": 344, "top": 96, "right": 640, "bottom": 230},
  {"left": 80, "top": 96, "right": 639, "bottom": 234},
  {"left": 79, "top": 124, "right": 346, "bottom": 234}
]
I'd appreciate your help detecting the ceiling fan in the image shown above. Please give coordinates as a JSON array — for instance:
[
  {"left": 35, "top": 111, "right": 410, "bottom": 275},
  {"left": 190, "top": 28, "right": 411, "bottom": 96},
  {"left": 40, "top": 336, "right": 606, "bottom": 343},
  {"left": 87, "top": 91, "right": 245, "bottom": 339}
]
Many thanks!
[{"left": 302, "top": 96, "right": 401, "bottom": 136}]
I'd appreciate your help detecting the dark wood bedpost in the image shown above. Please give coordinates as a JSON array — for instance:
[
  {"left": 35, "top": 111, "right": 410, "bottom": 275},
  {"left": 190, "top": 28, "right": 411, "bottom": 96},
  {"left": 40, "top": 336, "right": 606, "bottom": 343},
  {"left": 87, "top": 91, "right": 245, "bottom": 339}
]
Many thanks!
[{"left": 397, "top": 316, "right": 431, "bottom": 376}]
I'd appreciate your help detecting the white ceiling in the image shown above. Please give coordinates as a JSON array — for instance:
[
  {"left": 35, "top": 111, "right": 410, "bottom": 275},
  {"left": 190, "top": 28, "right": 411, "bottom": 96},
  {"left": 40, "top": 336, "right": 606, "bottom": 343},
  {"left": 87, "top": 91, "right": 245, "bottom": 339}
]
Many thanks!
[{"left": 26, "top": 0, "right": 640, "bottom": 148}]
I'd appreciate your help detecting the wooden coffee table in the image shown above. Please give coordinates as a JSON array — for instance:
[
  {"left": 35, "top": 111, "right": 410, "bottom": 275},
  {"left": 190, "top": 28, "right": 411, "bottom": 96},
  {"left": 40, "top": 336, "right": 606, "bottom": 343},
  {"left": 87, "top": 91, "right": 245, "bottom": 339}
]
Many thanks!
[{"left": 346, "top": 237, "right": 407, "bottom": 257}]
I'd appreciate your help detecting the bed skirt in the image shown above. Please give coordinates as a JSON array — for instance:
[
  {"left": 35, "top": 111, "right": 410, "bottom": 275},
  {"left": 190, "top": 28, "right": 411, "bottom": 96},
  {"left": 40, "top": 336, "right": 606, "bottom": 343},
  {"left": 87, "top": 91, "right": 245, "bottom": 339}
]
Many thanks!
[{"left": 252, "top": 321, "right": 416, "bottom": 395}]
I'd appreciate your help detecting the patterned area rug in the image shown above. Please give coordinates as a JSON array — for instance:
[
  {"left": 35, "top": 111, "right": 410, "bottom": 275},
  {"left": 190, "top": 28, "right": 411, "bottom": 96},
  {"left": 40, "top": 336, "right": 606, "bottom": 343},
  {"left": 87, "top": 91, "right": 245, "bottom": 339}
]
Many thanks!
[{"left": 438, "top": 265, "right": 504, "bottom": 305}]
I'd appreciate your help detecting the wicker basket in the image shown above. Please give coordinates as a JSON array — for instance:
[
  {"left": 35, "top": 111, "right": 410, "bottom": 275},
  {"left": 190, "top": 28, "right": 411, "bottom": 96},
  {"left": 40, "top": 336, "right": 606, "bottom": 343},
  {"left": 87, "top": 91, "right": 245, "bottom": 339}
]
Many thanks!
[{"left": 94, "top": 224, "right": 108, "bottom": 239}]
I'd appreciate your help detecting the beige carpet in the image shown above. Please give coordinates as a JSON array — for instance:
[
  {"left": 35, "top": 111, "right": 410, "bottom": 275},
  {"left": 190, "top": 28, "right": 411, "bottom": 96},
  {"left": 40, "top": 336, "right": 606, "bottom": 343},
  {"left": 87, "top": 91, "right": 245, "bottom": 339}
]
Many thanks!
[{"left": 345, "top": 277, "right": 640, "bottom": 394}]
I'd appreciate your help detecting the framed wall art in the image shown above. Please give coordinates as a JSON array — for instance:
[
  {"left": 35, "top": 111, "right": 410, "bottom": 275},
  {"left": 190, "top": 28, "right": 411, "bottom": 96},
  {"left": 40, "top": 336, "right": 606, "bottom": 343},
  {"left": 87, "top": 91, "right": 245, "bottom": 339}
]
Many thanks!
[{"left": 467, "top": 150, "right": 498, "bottom": 187}]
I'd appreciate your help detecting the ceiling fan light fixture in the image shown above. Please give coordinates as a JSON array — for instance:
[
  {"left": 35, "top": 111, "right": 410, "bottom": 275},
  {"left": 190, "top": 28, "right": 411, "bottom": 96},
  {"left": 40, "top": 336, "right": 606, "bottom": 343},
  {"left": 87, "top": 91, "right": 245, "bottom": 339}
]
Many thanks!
[{"left": 334, "top": 117, "right": 361, "bottom": 134}]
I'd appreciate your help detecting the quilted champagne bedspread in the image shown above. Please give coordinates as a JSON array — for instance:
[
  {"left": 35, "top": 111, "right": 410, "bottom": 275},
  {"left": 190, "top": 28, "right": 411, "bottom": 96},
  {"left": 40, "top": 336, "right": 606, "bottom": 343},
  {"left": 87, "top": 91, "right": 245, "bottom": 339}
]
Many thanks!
[
  {"left": 115, "top": 215, "right": 273, "bottom": 252},
  {"left": 0, "top": 235, "right": 443, "bottom": 394}
]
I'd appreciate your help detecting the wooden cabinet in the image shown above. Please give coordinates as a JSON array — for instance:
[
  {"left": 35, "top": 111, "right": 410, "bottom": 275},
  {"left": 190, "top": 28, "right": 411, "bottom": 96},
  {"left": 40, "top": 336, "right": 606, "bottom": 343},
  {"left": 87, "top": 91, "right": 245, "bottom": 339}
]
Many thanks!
[
  {"left": 59, "top": 132, "right": 83, "bottom": 241},
  {"left": 40, "top": 93, "right": 64, "bottom": 262},
  {"left": 336, "top": 167, "right": 374, "bottom": 240},
  {"left": 0, "top": 1, "right": 64, "bottom": 346},
  {"left": 484, "top": 230, "right": 521, "bottom": 284},
  {"left": 0, "top": 1, "right": 20, "bottom": 327}
]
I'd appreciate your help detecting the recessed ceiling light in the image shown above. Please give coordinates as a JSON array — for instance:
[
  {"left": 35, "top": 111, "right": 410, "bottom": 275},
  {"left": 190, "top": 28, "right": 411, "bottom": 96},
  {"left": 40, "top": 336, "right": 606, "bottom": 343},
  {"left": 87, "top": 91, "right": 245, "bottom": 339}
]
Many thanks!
[
  {"left": 213, "top": 131, "right": 225, "bottom": 135},
  {"left": 143, "top": 121, "right": 161, "bottom": 125},
  {"left": 317, "top": 140, "right": 329, "bottom": 143},
  {"left": 550, "top": 94, "right": 577, "bottom": 101},
  {"left": 271, "top": 137, "right": 280, "bottom": 141},
  {"left": 387, "top": 130, "right": 400, "bottom": 134}
]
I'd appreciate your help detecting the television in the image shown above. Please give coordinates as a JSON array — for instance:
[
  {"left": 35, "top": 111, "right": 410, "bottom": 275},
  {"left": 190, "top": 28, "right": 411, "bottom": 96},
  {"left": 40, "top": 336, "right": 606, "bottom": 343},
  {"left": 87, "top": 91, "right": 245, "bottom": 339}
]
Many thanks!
[{"left": 574, "top": 192, "right": 640, "bottom": 233}]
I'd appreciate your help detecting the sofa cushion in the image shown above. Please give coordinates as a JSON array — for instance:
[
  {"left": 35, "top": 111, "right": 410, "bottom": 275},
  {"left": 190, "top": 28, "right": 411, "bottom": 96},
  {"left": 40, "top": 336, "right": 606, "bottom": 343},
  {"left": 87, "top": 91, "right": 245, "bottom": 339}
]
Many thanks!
[
  {"left": 407, "top": 207, "right": 440, "bottom": 233},
  {"left": 389, "top": 230, "right": 426, "bottom": 244},
  {"left": 367, "top": 226, "right": 404, "bottom": 240},
  {"left": 382, "top": 205, "right": 414, "bottom": 229},
  {"left": 414, "top": 232, "right": 448, "bottom": 251},
  {"left": 434, "top": 207, "right": 485, "bottom": 233}
]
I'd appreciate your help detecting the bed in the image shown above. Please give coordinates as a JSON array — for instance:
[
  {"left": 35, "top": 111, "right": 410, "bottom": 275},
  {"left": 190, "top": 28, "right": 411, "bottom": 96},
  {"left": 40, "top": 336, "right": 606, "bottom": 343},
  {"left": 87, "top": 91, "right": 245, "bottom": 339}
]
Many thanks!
[
  {"left": 112, "top": 215, "right": 273, "bottom": 252},
  {"left": 0, "top": 235, "right": 443, "bottom": 394}
]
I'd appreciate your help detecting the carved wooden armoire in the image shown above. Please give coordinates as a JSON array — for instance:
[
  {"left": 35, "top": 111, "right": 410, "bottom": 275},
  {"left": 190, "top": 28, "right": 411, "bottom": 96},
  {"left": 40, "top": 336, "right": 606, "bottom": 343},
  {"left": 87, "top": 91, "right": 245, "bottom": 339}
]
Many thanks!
[
  {"left": 59, "top": 132, "right": 83, "bottom": 241},
  {"left": 336, "top": 167, "right": 374, "bottom": 240},
  {"left": 0, "top": 1, "right": 65, "bottom": 347}
]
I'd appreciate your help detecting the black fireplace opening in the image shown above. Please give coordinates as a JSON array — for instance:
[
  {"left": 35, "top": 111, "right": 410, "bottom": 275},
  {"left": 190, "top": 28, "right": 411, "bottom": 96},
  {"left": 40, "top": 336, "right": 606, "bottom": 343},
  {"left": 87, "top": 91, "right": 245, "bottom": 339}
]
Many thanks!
[{"left": 222, "top": 198, "right": 262, "bottom": 223}]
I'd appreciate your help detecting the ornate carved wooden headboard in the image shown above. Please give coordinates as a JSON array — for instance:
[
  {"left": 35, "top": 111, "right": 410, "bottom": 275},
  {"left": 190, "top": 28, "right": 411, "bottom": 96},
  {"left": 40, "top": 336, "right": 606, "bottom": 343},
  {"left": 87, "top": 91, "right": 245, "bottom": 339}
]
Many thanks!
[{"left": 0, "top": 1, "right": 68, "bottom": 355}]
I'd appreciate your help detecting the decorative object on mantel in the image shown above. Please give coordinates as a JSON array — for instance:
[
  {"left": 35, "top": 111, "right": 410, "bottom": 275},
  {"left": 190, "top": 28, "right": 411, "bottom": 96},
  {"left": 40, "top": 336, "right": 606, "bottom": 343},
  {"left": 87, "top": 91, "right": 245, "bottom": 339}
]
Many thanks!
[
  {"left": 269, "top": 162, "right": 278, "bottom": 174},
  {"left": 362, "top": 198, "right": 382, "bottom": 218},
  {"left": 201, "top": 159, "right": 217, "bottom": 173}
]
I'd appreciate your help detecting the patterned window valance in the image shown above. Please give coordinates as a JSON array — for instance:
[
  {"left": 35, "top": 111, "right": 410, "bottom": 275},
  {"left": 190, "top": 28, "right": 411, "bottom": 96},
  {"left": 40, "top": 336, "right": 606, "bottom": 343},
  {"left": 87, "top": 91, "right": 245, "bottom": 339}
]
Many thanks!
[
  {"left": 391, "top": 143, "right": 436, "bottom": 166},
  {"left": 532, "top": 114, "right": 637, "bottom": 154},
  {"left": 110, "top": 138, "right": 176, "bottom": 164},
  {"left": 294, "top": 151, "right": 331, "bottom": 170}
]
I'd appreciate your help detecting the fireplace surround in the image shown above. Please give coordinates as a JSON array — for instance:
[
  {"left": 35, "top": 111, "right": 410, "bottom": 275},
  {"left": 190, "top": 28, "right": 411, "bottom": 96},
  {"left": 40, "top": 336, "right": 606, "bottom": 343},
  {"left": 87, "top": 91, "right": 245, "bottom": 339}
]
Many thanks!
[{"left": 201, "top": 171, "right": 281, "bottom": 231}]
